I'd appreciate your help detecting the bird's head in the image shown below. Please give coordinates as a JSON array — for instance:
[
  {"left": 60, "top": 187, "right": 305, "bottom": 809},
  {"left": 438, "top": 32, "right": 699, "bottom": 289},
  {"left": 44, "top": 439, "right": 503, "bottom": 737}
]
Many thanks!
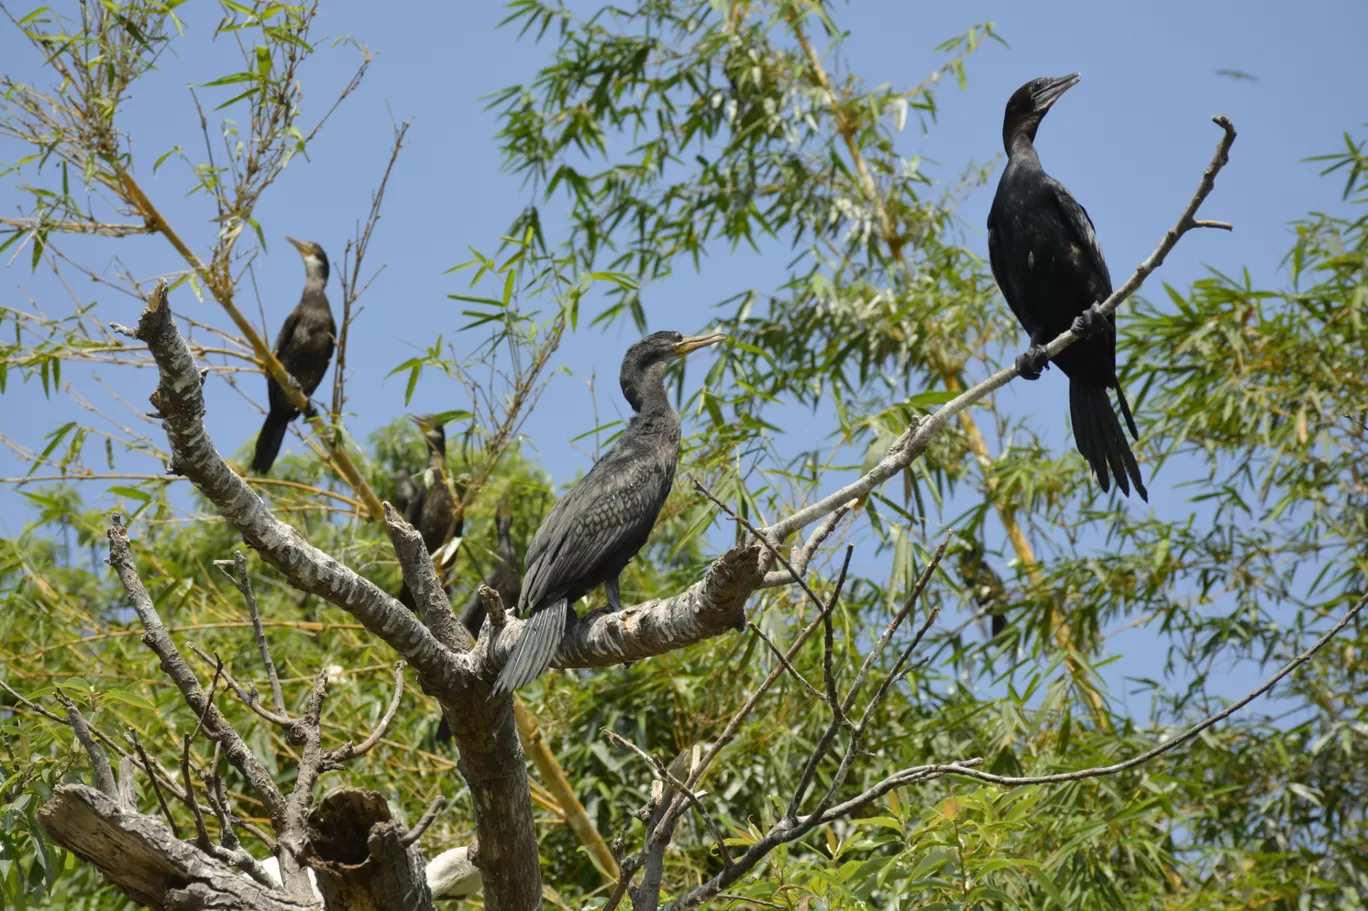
[
  {"left": 1001, "top": 73, "right": 1079, "bottom": 152},
  {"left": 286, "top": 236, "right": 329, "bottom": 286},
  {"left": 411, "top": 414, "right": 447, "bottom": 455},
  {"left": 620, "top": 330, "right": 727, "bottom": 412}
]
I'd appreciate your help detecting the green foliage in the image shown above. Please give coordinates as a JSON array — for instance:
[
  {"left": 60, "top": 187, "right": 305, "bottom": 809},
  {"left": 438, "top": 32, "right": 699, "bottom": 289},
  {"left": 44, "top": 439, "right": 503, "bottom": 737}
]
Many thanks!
[{"left": 2, "top": 2, "right": 1366, "bottom": 910}]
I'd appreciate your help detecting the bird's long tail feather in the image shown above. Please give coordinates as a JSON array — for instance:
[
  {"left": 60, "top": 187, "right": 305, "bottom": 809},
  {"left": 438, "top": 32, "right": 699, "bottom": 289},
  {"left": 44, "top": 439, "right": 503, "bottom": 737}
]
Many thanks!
[
  {"left": 1069, "top": 380, "right": 1147, "bottom": 501},
  {"left": 490, "top": 601, "right": 566, "bottom": 698},
  {"left": 251, "top": 409, "right": 293, "bottom": 475}
]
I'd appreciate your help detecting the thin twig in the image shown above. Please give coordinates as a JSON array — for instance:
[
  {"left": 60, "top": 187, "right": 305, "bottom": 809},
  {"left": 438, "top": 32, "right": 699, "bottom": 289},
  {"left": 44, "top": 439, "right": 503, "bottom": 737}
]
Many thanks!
[
  {"left": 180, "top": 733, "right": 212, "bottom": 852},
  {"left": 400, "top": 794, "right": 447, "bottom": 848},
  {"left": 127, "top": 729, "right": 180, "bottom": 839},
  {"left": 187, "top": 643, "right": 293, "bottom": 728},
  {"left": 54, "top": 692, "right": 118, "bottom": 798},
  {"left": 692, "top": 477, "right": 827, "bottom": 614},
  {"left": 786, "top": 547, "right": 856, "bottom": 818},
  {"left": 603, "top": 731, "right": 734, "bottom": 868},
  {"left": 214, "top": 551, "right": 285, "bottom": 713},
  {"left": 204, "top": 742, "right": 240, "bottom": 851},
  {"left": 746, "top": 622, "right": 822, "bottom": 700},
  {"left": 326, "top": 662, "right": 405, "bottom": 767},
  {"left": 662, "top": 592, "right": 1366, "bottom": 911},
  {"left": 760, "top": 502, "right": 855, "bottom": 588}
]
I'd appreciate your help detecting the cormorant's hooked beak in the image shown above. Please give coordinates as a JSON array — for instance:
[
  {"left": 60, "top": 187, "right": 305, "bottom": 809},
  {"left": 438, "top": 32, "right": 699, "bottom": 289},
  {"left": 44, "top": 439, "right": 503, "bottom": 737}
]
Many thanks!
[
  {"left": 674, "top": 332, "right": 728, "bottom": 357},
  {"left": 1032, "top": 73, "right": 1080, "bottom": 112},
  {"left": 285, "top": 236, "right": 313, "bottom": 258}
]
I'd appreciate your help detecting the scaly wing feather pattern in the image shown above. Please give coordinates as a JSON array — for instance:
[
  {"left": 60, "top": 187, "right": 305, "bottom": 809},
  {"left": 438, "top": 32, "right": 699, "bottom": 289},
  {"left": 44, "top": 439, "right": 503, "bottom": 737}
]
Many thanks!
[
  {"left": 518, "top": 437, "right": 675, "bottom": 617},
  {"left": 1046, "top": 177, "right": 1114, "bottom": 302}
]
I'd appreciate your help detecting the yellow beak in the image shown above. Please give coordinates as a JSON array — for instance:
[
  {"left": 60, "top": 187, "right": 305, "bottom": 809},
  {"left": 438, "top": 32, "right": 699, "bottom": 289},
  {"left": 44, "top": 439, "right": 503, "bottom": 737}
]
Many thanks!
[{"left": 674, "top": 332, "right": 728, "bottom": 356}]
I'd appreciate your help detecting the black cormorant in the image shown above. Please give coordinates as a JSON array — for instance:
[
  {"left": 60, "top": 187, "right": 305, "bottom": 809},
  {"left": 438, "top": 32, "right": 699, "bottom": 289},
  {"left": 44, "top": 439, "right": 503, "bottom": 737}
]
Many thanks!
[
  {"left": 397, "top": 415, "right": 463, "bottom": 612},
  {"left": 251, "top": 237, "right": 335, "bottom": 475},
  {"left": 490, "top": 330, "right": 727, "bottom": 697},
  {"left": 987, "top": 74, "right": 1147, "bottom": 500}
]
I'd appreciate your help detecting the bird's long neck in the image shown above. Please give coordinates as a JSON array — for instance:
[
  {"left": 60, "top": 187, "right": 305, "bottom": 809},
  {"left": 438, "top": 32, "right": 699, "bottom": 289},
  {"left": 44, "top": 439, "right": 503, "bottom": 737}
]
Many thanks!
[
  {"left": 425, "top": 430, "right": 448, "bottom": 475},
  {"left": 303, "top": 255, "right": 329, "bottom": 299},
  {"left": 623, "top": 362, "right": 676, "bottom": 420},
  {"left": 1006, "top": 131, "right": 1041, "bottom": 165}
]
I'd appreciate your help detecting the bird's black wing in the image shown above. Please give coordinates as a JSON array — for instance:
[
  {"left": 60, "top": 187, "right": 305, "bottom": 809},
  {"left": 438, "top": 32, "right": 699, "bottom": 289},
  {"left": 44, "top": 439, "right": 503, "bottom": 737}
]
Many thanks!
[
  {"left": 1045, "top": 177, "right": 1113, "bottom": 300},
  {"left": 272, "top": 309, "right": 301, "bottom": 358},
  {"left": 404, "top": 472, "right": 428, "bottom": 528},
  {"left": 986, "top": 210, "right": 1036, "bottom": 336},
  {"left": 518, "top": 446, "right": 671, "bottom": 616}
]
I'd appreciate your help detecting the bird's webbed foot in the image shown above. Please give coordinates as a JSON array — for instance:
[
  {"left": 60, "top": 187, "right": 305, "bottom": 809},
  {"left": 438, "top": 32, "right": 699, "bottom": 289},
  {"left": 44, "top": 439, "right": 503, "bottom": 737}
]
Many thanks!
[
  {"left": 1014, "top": 344, "right": 1049, "bottom": 380},
  {"left": 1070, "top": 303, "right": 1111, "bottom": 340},
  {"left": 605, "top": 577, "right": 623, "bottom": 613}
]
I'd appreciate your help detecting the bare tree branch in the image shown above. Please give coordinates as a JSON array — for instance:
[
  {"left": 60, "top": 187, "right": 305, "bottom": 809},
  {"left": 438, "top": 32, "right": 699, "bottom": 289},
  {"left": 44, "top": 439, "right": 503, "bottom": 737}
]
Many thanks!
[
  {"left": 215, "top": 550, "right": 286, "bottom": 714},
  {"left": 188, "top": 643, "right": 295, "bottom": 728},
  {"left": 325, "top": 662, "right": 406, "bottom": 768},
  {"left": 38, "top": 786, "right": 317, "bottom": 911},
  {"left": 127, "top": 728, "right": 181, "bottom": 839},
  {"left": 118, "top": 282, "right": 463, "bottom": 690},
  {"left": 106, "top": 515, "right": 288, "bottom": 829},
  {"left": 746, "top": 621, "right": 822, "bottom": 699},
  {"left": 660, "top": 593, "right": 1366, "bottom": 910},
  {"left": 384, "top": 503, "right": 471, "bottom": 654},
  {"left": 54, "top": 692, "right": 119, "bottom": 799},
  {"left": 400, "top": 794, "right": 447, "bottom": 848},
  {"left": 126, "top": 279, "right": 545, "bottom": 910},
  {"left": 760, "top": 502, "right": 855, "bottom": 588}
]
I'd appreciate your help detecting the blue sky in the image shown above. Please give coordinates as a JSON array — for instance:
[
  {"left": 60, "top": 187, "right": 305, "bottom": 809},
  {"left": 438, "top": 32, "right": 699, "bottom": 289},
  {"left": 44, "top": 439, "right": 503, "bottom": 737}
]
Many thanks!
[{"left": 3, "top": 1, "right": 1364, "bottom": 711}]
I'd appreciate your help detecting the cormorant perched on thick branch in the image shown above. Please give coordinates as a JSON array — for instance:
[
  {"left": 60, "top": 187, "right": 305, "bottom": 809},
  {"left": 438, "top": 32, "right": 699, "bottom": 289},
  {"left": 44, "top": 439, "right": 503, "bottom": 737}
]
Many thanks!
[
  {"left": 987, "top": 74, "right": 1147, "bottom": 500},
  {"left": 251, "top": 237, "right": 335, "bottom": 475},
  {"left": 397, "top": 415, "right": 463, "bottom": 612},
  {"left": 490, "top": 330, "right": 727, "bottom": 697}
]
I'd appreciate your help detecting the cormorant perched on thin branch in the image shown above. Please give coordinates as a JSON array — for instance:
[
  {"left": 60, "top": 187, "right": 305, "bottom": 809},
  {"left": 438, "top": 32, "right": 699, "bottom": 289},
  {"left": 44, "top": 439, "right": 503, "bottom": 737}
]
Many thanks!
[
  {"left": 251, "top": 237, "right": 335, "bottom": 475},
  {"left": 397, "top": 415, "right": 463, "bottom": 612},
  {"left": 987, "top": 74, "right": 1147, "bottom": 500},
  {"left": 490, "top": 330, "right": 727, "bottom": 697}
]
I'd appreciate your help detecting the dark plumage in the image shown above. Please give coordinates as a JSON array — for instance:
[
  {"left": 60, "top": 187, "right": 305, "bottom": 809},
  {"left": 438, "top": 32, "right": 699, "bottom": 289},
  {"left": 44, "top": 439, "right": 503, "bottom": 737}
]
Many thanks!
[
  {"left": 397, "top": 415, "right": 463, "bottom": 612},
  {"left": 987, "top": 74, "right": 1147, "bottom": 500},
  {"left": 251, "top": 237, "right": 335, "bottom": 475},
  {"left": 490, "top": 330, "right": 727, "bottom": 697},
  {"left": 392, "top": 468, "right": 417, "bottom": 516},
  {"left": 956, "top": 539, "right": 1008, "bottom": 639},
  {"left": 458, "top": 500, "right": 521, "bottom": 640}
]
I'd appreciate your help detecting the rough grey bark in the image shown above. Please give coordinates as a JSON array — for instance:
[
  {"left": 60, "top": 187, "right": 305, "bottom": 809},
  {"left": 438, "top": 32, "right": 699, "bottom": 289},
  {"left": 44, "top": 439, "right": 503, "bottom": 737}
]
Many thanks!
[
  {"left": 119, "top": 287, "right": 462, "bottom": 694},
  {"left": 307, "top": 790, "right": 435, "bottom": 911},
  {"left": 38, "top": 785, "right": 318, "bottom": 911},
  {"left": 476, "top": 543, "right": 762, "bottom": 673},
  {"left": 123, "top": 284, "right": 545, "bottom": 909}
]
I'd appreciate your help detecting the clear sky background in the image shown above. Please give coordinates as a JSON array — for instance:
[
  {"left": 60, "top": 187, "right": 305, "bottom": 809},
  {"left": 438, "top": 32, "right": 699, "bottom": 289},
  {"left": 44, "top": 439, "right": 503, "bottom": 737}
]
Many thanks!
[{"left": 3, "top": 1, "right": 1365, "bottom": 713}]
